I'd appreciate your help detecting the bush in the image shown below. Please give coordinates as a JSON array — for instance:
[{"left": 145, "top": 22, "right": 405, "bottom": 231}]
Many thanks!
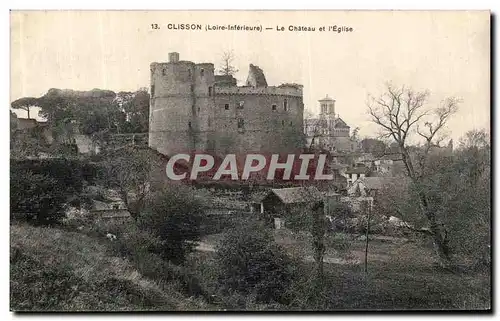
[
  {"left": 10, "top": 170, "right": 67, "bottom": 225},
  {"left": 215, "top": 218, "right": 298, "bottom": 305},
  {"left": 89, "top": 219, "right": 206, "bottom": 299},
  {"left": 138, "top": 186, "right": 208, "bottom": 264}
]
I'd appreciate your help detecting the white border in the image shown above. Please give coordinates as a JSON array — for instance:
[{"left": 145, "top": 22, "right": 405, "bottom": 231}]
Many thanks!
[{"left": 2, "top": 1, "right": 498, "bottom": 320}]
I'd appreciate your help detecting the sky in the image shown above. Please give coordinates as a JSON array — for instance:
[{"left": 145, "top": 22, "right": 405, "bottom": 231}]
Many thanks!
[{"left": 10, "top": 10, "right": 490, "bottom": 142}]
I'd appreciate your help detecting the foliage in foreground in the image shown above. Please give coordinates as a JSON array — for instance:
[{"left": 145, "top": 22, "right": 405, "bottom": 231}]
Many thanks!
[
  {"left": 10, "top": 170, "right": 67, "bottom": 225},
  {"left": 214, "top": 219, "right": 299, "bottom": 305},
  {"left": 138, "top": 186, "right": 208, "bottom": 264}
]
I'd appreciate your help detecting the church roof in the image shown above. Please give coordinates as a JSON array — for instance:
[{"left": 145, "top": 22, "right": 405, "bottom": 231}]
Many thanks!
[{"left": 334, "top": 118, "right": 350, "bottom": 129}]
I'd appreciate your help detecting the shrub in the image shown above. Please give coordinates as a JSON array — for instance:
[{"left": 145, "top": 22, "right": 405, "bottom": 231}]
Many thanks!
[
  {"left": 215, "top": 218, "right": 298, "bottom": 305},
  {"left": 138, "top": 186, "right": 208, "bottom": 264},
  {"left": 10, "top": 170, "right": 67, "bottom": 225},
  {"left": 90, "top": 219, "right": 206, "bottom": 299}
]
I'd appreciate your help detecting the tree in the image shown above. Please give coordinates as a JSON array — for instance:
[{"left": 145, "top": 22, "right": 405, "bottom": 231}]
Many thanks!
[
  {"left": 139, "top": 185, "right": 207, "bottom": 264},
  {"left": 367, "top": 83, "right": 461, "bottom": 267},
  {"left": 304, "top": 111, "right": 328, "bottom": 152},
  {"left": 360, "top": 138, "right": 387, "bottom": 157},
  {"left": 351, "top": 127, "right": 360, "bottom": 141},
  {"left": 376, "top": 130, "right": 490, "bottom": 268},
  {"left": 311, "top": 201, "right": 327, "bottom": 281},
  {"left": 100, "top": 146, "right": 156, "bottom": 220},
  {"left": 35, "top": 88, "right": 124, "bottom": 136},
  {"left": 11, "top": 97, "right": 39, "bottom": 119},
  {"left": 215, "top": 218, "right": 297, "bottom": 304},
  {"left": 217, "top": 50, "right": 239, "bottom": 76},
  {"left": 115, "top": 89, "right": 150, "bottom": 133},
  {"left": 458, "top": 128, "right": 490, "bottom": 150}
]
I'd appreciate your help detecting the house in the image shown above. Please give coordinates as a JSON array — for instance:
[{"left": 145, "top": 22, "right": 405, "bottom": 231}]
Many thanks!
[
  {"left": 344, "top": 165, "right": 370, "bottom": 185},
  {"left": 372, "top": 153, "right": 404, "bottom": 176},
  {"left": 260, "top": 187, "right": 322, "bottom": 214},
  {"left": 257, "top": 187, "right": 341, "bottom": 229},
  {"left": 354, "top": 153, "right": 376, "bottom": 167},
  {"left": 14, "top": 117, "right": 53, "bottom": 144},
  {"left": 345, "top": 176, "right": 410, "bottom": 212},
  {"left": 347, "top": 176, "right": 394, "bottom": 197}
]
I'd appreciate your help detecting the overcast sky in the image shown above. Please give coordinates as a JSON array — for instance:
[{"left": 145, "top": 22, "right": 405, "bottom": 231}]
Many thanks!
[{"left": 11, "top": 11, "right": 490, "bottom": 141}]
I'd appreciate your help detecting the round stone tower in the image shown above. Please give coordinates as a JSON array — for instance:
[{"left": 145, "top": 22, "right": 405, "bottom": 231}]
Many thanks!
[{"left": 149, "top": 52, "right": 214, "bottom": 155}]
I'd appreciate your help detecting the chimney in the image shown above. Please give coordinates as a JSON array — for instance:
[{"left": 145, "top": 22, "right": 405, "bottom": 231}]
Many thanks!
[{"left": 169, "top": 52, "right": 180, "bottom": 63}]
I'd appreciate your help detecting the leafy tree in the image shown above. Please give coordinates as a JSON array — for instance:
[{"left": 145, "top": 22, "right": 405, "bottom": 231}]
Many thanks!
[
  {"left": 139, "top": 186, "right": 207, "bottom": 264},
  {"left": 116, "top": 89, "right": 150, "bottom": 133},
  {"left": 35, "top": 88, "right": 124, "bottom": 136},
  {"left": 215, "top": 218, "right": 297, "bottom": 304},
  {"left": 360, "top": 138, "right": 387, "bottom": 157},
  {"left": 11, "top": 97, "right": 39, "bottom": 119}
]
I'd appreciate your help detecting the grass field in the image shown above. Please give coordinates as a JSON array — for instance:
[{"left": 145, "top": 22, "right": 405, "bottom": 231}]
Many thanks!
[
  {"left": 10, "top": 222, "right": 490, "bottom": 311},
  {"left": 199, "top": 229, "right": 491, "bottom": 310}
]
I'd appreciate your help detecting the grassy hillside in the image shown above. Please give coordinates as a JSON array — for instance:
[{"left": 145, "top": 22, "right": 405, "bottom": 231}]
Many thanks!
[{"left": 10, "top": 224, "right": 209, "bottom": 311}]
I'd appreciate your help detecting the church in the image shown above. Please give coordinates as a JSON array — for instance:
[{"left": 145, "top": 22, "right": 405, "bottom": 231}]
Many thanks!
[{"left": 304, "top": 95, "right": 359, "bottom": 153}]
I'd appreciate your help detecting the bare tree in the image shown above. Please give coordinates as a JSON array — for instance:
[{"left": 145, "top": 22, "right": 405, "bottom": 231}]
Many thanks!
[
  {"left": 217, "top": 50, "right": 239, "bottom": 76},
  {"left": 367, "top": 83, "right": 460, "bottom": 267}
]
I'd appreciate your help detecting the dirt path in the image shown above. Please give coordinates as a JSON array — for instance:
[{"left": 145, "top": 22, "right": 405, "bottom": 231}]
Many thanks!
[{"left": 195, "top": 241, "right": 361, "bottom": 265}]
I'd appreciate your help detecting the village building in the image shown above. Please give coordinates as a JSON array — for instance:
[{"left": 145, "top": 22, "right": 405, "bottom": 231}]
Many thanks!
[
  {"left": 254, "top": 186, "right": 341, "bottom": 229},
  {"left": 343, "top": 165, "right": 371, "bottom": 185},
  {"left": 343, "top": 176, "right": 409, "bottom": 212}
]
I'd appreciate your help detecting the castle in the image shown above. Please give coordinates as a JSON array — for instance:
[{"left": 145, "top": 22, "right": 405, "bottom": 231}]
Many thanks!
[{"left": 149, "top": 52, "right": 305, "bottom": 156}]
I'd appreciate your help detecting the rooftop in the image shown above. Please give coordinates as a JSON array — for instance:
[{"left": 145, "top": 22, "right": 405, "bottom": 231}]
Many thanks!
[{"left": 268, "top": 186, "right": 322, "bottom": 204}]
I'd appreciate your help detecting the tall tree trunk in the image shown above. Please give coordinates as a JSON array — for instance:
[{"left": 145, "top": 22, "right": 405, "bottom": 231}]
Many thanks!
[
  {"left": 400, "top": 147, "right": 452, "bottom": 267},
  {"left": 364, "top": 204, "right": 371, "bottom": 273},
  {"left": 312, "top": 201, "right": 326, "bottom": 282},
  {"left": 418, "top": 192, "right": 451, "bottom": 267}
]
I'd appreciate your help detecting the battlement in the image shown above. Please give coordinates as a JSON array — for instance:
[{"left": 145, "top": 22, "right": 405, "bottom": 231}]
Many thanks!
[{"left": 215, "top": 85, "right": 303, "bottom": 97}]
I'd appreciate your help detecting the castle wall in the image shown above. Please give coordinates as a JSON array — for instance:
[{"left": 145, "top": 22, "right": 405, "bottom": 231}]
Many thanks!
[
  {"left": 211, "top": 92, "right": 304, "bottom": 154},
  {"left": 149, "top": 54, "right": 304, "bottom": 156}
]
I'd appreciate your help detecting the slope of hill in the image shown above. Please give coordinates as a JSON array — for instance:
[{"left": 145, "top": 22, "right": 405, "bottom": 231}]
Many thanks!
[{"left": 10, "top": 224, "right": 208, "bottom": 311}]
